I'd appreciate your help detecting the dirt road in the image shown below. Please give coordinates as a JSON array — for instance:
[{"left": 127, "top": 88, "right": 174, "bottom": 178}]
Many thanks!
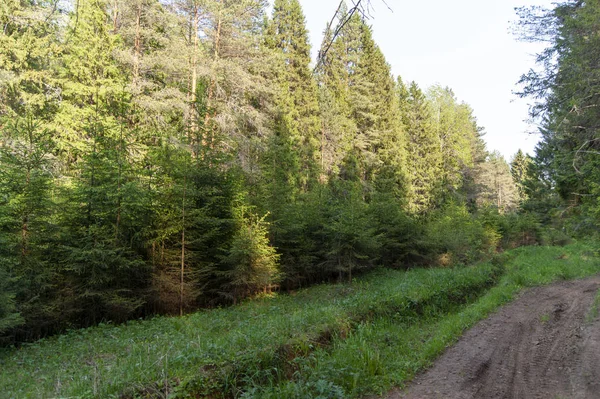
[{"left": 389, "top": 276, "right": 600, "bottom": 399}]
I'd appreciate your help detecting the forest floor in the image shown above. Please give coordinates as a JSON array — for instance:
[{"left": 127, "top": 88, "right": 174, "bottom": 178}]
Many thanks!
[{"left": 389, "top": 275, "right": 600, "bottom": 399}]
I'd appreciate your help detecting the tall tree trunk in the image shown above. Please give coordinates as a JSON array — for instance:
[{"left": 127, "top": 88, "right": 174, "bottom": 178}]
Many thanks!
[
  {"left": 190, "top": 7, "right": 199, "bottom": 154},
  {"left": 21, "top": 167, "right": 31, "bottom": 262},
  {"left": 180, "top": 174, "right": 187, "bottom": 317},
  {"left": 204, "top": 6, "right": 222, "bottom": 149}
]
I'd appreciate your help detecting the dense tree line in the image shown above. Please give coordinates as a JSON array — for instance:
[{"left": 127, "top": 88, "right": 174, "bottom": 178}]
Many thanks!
[
  {"left": 516, "top": 0, "right": 600, "bottom": 232},
  {"left": 0, "top": 0, "right": 521, "bottom": 343}
]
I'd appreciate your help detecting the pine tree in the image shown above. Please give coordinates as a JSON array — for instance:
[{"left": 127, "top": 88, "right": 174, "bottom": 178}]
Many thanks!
[
  {"left": 111, "top": 0, "right": 188, "bottom": 130},
  {"left": 199, "top": 0, "right": 272, "bottom": 175}
]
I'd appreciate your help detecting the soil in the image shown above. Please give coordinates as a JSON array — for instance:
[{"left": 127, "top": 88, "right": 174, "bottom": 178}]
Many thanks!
[{"left": 388, "top": 276, "right": 600, "bottom": 399}]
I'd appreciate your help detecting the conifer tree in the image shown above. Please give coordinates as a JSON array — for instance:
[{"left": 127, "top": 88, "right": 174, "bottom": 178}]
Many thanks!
[
  {"left": 268, "top": 0, "right": 321, "bottom": 187},
  {"left": 351, "top": 23, "right": 406, "bottom": 192},
  {"left": 0, "top": 0, "right": 62, "bottom": 124},
  {"left": 0, "top": 267, "right": 21, "bottom": 335},
  {"left": 510, "top": 149, "right": 532, "bottom": 203},
  {"left": 0, "top": 117, "right": 55, "bottom": 339},
  {"left": 225, "top": 198, "right": 280, "bottom": 301},
  {"left": 316, "top": 5, "right": 359, "bottom": 176},
  {"left": 475, "top": 151, "right": 519, "bottom": 213},
  {"left": 428, "top": 86, "right": 478, "bottom": 194},
  {"left": 53, "top": 0, "right": 151, "bottom": 325},
  {"left": 199, "top": 0, "right": 272, "bottom": 175},
  {"left": 400, "top": 79, "right": 442, "bottom": 213}
]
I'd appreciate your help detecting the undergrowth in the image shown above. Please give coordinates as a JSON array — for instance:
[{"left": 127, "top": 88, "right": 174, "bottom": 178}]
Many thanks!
[{"left": 1, "top": 241, "right": 599, "bottom": 399}]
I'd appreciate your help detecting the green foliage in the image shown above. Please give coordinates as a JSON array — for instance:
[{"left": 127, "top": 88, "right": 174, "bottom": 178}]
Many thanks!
[
  {"left": 3, "top": 242, "right": 598, "bottom": 398},
  {"left": 0, "top": 267, "right": 22, "bottom": 335},
  {"left": 0, "top": 0, "right": 545, "bottom": 345},
  {"left": 0, "top": 254, "right": 503, "bottom": 398},
  {"left": 401, "top": 80, "right": 442, "bottom": 213},
  {"left": 225, "top": 199, "right": 281, "bottom": 300},
  {"left": 516, "top": 1, "right": 600, "bottom": 232},
  {"left": 424, "top": 203, "right": 500, "bottom": 265},
  {"left": 0, "top": 117, "right": 56, "bottom": 340},
  {"left": 510, "top": 149, "right": 532, "bottom": 203},
  {"left": 323, "top": 179, "right": 379, "bottom": 282},
  {"left": 250, "top": 242, "right": 600, "bottom": 398}
]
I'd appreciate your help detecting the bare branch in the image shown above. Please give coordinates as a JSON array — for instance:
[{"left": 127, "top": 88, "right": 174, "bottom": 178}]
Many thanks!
[{"left": 314, "top": 0, "right": 393, "bottom": 72}]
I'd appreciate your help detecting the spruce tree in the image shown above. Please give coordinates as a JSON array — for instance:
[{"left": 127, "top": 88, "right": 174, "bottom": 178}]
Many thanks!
[
  {"left": 400, "top": 79, "right": 442, "bottom": 213},
  {"left": 268, "top": 0, "right": 321, "bottom": 187},
  {"left": 428, "top": 86, "right": 478, "bottom": 195},
  {"left": 0, "top": 0, "right": 62, "bottom": 123},
  {"left": 316, "top": 5, "right": 359, "bottom": 177},
  {"left": 0, "top": 117, "right": 55, "bottom": 339},
  {"left": 510, "top": 149, "right": 532, "bottom": 203},
  {"left": 225, "top": 197, "right": 280, "bottom": 302},
  {"left": 53, "top": 0, "right": 151, "bottom": 325},
  {"left": 351, "top": 22, "right": 406, "bottom": 193}
]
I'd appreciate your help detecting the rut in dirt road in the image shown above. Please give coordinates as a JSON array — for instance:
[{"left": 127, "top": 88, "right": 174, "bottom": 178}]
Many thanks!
[{"left": 388, "top": 276, "right": 600, "bottom": 399}]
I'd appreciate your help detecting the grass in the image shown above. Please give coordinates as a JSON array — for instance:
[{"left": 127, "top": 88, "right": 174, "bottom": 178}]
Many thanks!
[
  {"left": 585, "top": 287, "right": 600, "bottom": 324},
  {"left": 1, "top": 241, "right": 599, "bottom": 399},
  {"left": 246, "top": 241, "right": 600, "bottom": 398}
]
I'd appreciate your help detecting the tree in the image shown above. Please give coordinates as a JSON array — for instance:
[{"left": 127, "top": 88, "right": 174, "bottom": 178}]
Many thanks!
[
  {"left": 475, "top": 151, "right": 519, "bottom": 213},
  {"left": 350, "top": 22, "right": 405, "bottom": 190},
  {"left": 516, "top": 1, "right": 600, "bottom": 214},
  {"left": 510, "top": 149, "right": 532, "bottom": 203},
  {"left": 267, "top": 0, "right": 321, "bottom": 188},
  {"left": 225, "top": 199, "right": 280, "bottom": 301},
  {"left": 400, "top": 79, "right": 442, "bottom": 213},
  {"left": 0, "top": 0, "right": 63, "bottom": 124},
  {"left": 52, "top": 0, "right": 151, "bottom": 326},
  {"left": 428, "top": 86, "right": 478, "bottom": 195},
  {"left": 0, "top": 117, "right": 54, "bottom": 339},
  {"left": 0, "top": 267, "right": 21, "bottom": 336},
  {"left": 316, "top": 4, "right": 360, "bottom": 177}
]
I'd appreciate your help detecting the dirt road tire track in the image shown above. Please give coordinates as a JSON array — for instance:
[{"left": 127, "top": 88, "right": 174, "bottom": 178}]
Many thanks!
[{"left": 388, "top": 276, "right": 600, "bottom": 399}]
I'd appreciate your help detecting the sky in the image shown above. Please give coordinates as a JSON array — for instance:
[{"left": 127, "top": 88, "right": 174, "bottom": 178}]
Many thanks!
[{"left": 275, "top": 0, "right": 555, "bottom": 161}]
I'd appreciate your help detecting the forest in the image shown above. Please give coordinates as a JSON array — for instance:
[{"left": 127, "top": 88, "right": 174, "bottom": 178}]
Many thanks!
[{"left": 0, "top": 0, "right": 597, "bottom": 349}]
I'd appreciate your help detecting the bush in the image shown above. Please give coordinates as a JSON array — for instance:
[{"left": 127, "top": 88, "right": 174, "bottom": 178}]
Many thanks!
[
  {"left": 424, "top": 204, "right": 499, "bottom": 265},
  {"left": 498, "top": 212, "right": 542, "bottom": 248},
  {"left": 540, "top": 228, "right": 572, "bottom": 246}
]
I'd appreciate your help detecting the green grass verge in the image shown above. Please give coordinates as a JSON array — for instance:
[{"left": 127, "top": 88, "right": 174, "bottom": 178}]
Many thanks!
[
  {"left": 1, "top": 241, "right": 598, "bottom": 399},
  {"left": 249, "top": 241, "right": 600, "bottom": 398},
  {"left": 0, "top": 262, "right": 501, "bottom": 398}
]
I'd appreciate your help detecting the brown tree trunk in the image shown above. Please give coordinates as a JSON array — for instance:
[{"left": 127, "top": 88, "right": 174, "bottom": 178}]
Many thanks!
[{"left": 180, "top": 175, "right": 187, "bottom": 317}]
